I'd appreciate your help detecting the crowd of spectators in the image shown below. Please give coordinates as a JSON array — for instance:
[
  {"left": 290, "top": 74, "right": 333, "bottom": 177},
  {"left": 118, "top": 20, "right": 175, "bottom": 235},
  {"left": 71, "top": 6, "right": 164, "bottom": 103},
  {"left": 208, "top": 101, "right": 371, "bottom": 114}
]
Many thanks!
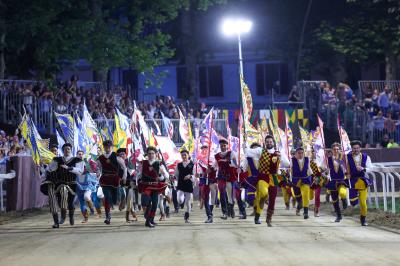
[
  {"left": 0, "top": 77, "right": 209, "bottom": 122},
  {"left": 318, "top": 81, "right": 400, "bottom": 147},
  {"left": 0, "top": 130, "right": 29, "bottom": 174}
]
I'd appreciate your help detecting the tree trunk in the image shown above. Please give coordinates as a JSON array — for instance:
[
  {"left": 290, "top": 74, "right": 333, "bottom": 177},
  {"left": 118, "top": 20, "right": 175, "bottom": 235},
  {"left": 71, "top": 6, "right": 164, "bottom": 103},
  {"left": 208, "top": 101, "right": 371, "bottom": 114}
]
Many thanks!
[
  {"left": 181, "top": 2, "right": 199, "bottom": 104},
  {"left": 385, "top": 50, "right": 397, "bottom": 81}
]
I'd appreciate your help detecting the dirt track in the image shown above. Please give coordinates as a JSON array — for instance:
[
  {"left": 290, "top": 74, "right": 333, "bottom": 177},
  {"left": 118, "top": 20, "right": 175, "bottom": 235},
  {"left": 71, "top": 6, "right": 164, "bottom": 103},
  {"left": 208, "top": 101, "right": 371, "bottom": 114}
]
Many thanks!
[{"left": 0, "top": 198, "right": 399, "bottom": 266}]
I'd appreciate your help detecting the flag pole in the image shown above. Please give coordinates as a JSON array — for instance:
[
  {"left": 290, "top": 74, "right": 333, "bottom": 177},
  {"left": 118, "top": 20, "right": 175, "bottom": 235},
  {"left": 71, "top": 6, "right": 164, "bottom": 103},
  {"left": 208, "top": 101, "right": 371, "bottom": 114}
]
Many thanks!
[
  {"left": 337, "top": 115, "right": 351, "bottom": 189},
  {"left": 206, "top": 109, "right": 214, "bottom": 186}
]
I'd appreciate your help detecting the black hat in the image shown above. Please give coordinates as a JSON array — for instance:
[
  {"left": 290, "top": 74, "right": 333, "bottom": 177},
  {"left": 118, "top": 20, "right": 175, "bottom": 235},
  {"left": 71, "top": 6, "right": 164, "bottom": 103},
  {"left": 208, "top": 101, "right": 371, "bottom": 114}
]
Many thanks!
[
  {"left": 180, "top": 148, "right": 189, "bottom": 154},
  {"left": 295, "top": 145, "right": 304, "bottom": 151},
  {"left": 103, "top": 140, "right": 113, "bottom": 147},
  {"left": 331, "top": 142, "right": 341, "bottom": 149},
  {"left": 50, "top": 144, "right": 58, "bottom": 150},
  {"left": 219, "top": 138, "right": 228, "bottom": 145},
  {"left": 117, "top": 148, "right": 126, "bottom": 154},
  {"left": 200, "top": 144, "right": 208, "bottom": 149},
  {"left": 350, "top": 140, "right": 362, "bottom": 147},
  {"left": 62, "top": 143, "right": 72, "bottom": 149},
  {"left": 250, "top": 142, "right": 261, "bottom": 149},
  {"left": 146, "top": 146, "right": 158, "bottom": 154}
]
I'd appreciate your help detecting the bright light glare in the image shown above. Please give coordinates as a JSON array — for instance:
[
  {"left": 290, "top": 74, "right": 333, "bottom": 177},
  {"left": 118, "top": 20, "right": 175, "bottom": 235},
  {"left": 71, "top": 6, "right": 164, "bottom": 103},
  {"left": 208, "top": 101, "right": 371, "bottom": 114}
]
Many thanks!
[{"left": 222, "top": 19, "right": 252, "bottom": 36}]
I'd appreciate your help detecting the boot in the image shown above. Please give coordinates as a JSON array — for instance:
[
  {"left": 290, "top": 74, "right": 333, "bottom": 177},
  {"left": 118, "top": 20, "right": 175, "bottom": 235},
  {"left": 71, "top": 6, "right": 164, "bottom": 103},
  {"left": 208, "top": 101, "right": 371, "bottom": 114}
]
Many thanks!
[
  {"left": 69, "top": 209, "right": 75, "bottom": 225},
  {"left": 303, "top": 207, "right": 309, "bottom": 219},
  {"left": 52, "top": 213, "right": 59, "bottom": 228},
  {"left": 285, "top": 203, "right": 290, "bottom": 210},
  {"left": 81, "top": 210, "right": 89, "bottom": 223},
  {"left": 360, "top": 215, "right": 368, "bottom": 226},
  {"left": 314, "top": 207, "right": 319, "bottom": 217},
  {"left": 145, "top": 217, "right": 155, "bottom": 228},
  {"left": 325, "top": 193, "right": 330, "bottom": 203},
  {"left": 342, "top": 198, "right": 348, "bottom": 210},
  {"left": 150, "top": 217, "right": 157, "bottom": 226},
  {"left": 334, "top": 202, "right": 342, "bottom": 222},
  {"left": 184, "top": 212, "right": 190, "bottom": 223},
  {"left": 95, "top": 208, "right": 102, "bottom": 218},
  {"left": 104, "top": 212, "right": 111, "bottom": 225},
  {"left": 292, "top": 198, "right": 296, "bottom": 208},
  {"left": 266, "top": 210, "right": 273, "bottom": 227},
  {"left": 126, "top": 211, "right": 131, "bottom": 223},
  {"left": 254, "top": 213, "right": 261, "bottom": 224},
  {"left": 59, "top": 209, "right": 67, "bottom": 224},
  {"left": 210, "top": 205, "right": 214, "bottom": 216},
  {"left": 165, "top": 206, "right": 170, "bottom": 218},
  {"left": 205, "top": 215, "right": 213, "bottom": 223},
  {"left": 87, "top": 200, "right": 94, "bottom": 215},
  {"left": 130, "top": 210, "right": 138, "bottom": 221},
  {"left": 226, "top": 204, "right": 231, "bottom": 218},
  {"left": 230, "top": 204, "right": 235, "bottom": 219},
  {"left": 296, "top": 207, "right": 301, "bottom": 216},
  {"left": 220, "top": 213, "right": 227, "bottom": 220}
]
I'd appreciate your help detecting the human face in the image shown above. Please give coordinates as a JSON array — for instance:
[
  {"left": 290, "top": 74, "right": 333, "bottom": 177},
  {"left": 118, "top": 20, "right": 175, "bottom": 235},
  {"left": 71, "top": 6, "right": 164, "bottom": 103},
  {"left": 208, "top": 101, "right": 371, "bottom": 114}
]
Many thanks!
[
  {"left": 352, "top": 144, "right": 361, "bottom": 155},
  {"left": 265, "top": 138, "right": 274, "bottom": 150},
  {"left": 51, "top": 148, "right": 58, "bottom": 155},
  {"left": 295, "top": 150, "right": 304, "bottom": 159},
  {"left": 104, "top": 145, "right": 112, "bottom": 154},
  {"left": 77, "top": 151, "right": 84, "bottom": 160},
  {"left": 118, "top": 152, "right": 126, "bottom": 160},
  {"left": 63, "top": 146, "right": 71, "bottom": 157},
  {"left": 181, "top": 152, "right": 188, "bottom": 161},
  {"left": 147, "top": 150, "right": 156, "bottom": 161},
  {"left": 332, "top": 146, "right": 340, "bottom": 157},
  {"left": 220, "top": 143, "right": 227, "bottom": 152}
]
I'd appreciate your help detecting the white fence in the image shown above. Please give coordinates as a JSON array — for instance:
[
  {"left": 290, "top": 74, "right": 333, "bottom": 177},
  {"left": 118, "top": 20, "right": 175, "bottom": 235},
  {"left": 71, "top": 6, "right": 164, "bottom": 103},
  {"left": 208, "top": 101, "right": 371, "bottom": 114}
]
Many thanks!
[{"left": 367, "top": 163, "right": 400, "bottom": 214}]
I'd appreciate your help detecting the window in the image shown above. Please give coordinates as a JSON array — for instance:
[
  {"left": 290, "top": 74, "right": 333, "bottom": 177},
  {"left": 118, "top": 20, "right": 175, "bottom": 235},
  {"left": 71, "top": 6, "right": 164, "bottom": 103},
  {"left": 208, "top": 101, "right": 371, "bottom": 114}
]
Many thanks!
[
  {"left": 256, "top": 63, "right": 289, "bottom": 95},
  {"left": 199, "top": 65, "right": 223, "bottom": 97}
]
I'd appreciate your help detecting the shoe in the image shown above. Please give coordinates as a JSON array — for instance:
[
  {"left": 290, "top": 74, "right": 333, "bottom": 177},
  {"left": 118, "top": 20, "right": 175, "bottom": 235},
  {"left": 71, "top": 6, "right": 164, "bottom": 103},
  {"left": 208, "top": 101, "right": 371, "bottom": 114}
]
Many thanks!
[
  {"left": 81, "top": 210, "right": 89, "bottom": 224},
  {"left": 296, "top": 208, "right": 301, "bottom": 216},
  {"left": 165, "top": 206, "right": 170, "bottom": 218},
  {"left": 335, "top": 214, "right": 342, "bottom": 222},
  {"left": 303, "top": 207, "right": 309, "bottom": 219},
  {"left": 238, "top": 215, "right": 247, "bottom": 220},
  {"left": 59, "top": 209, "right": 66, "bottom": 224},
  {"left": 130, "top": 211, "right": 138, "bottom": 222},
  {"left": 254, "top": 213, "right": 261, "bottom": 224},
  {"left": 220, "top": 214, "right": 228, "bottom": 220},
  {"left": 104, "top": 213, "right": 111, "bottom": 225},
  {"left": 69, "top": 210, "right": 75, "bottom": 226},
  {"left": 285, "top": 203, "right": 290, "bottom": 210},
  {"left": 360, "top": 216, "right": 368, "bottom": 226},
  {"left": 159, "top": 214, "right": 166, "bottom": 221},
  {"left": 126, "top": 211, "right": 131, "bottom": 223},
  {"left": 145, "top": 219, "right": 155, "bottom": 228},
  {"left": 150, "top": 217, "right": 157, "bottom": 226},
  {"left": 314, "top": 207, "right": 320, "bottom": 217},
  {"left": 230, "top": 204, "right": 235, "bottom": 219},
  {"left": 52, "top": 214, "right": 59, "bottom": 228},
  {"left": 204, "top": 217, "right": 213, "bottom": 223}
]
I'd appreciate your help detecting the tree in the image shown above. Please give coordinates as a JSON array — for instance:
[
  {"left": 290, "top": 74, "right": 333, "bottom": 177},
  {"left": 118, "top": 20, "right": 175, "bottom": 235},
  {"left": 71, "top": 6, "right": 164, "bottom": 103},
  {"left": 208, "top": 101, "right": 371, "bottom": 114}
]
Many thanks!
[{"left": 315, "top": 0, "right": 400, "bottom": 80}]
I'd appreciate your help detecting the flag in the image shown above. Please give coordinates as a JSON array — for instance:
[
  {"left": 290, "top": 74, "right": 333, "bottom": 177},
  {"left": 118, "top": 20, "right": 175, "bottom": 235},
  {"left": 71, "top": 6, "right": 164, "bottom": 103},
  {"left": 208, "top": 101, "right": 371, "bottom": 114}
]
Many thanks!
[
  {"left": 81, "top": 103, "right": 102, "bottom": 156},
  {"left": 240, "top": 77, "right": 253, "bottom": 124},
  {"left": 337, "top": 116, "right": 352, "bottom": 154},
  {"left": 154, "top": 135, "right": 182, "bottom": 173},
  {"left": 181, "top": 118, "right": 195, "bottom": 154},
  {"left": 285, "top": 111, "right": 294, "bottom": 160},
  {"left": 54, "top": 112, "right": 75, "bottom": 145},
  {"left": 178, "top": 107, "right": 189, "bottom": 143},
  {"left": 56, "top": 129, "right": 65, "bottom": 153},
  {"left": 113, "top": 108, "right": 130, "bottom": 150},
  {"left": 161, "top": 111, "right": 173, "bottom": 139},
  {"left": 299, "top": 126, "right": 311, "bottom": 152},
  {"left": 316, "top": 115, "right": 327, "bottom": 166}
]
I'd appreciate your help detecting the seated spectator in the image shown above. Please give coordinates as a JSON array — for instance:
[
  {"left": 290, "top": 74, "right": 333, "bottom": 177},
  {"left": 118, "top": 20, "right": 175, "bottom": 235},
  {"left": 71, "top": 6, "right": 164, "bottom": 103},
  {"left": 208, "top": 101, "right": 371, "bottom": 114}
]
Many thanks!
[
  {"left": 380, "top": 134, "right": 390, "bottom": 148},
  {"left": 384, "top": 112, "right": 396, "bottom": 135},
  {"left": 288, "top": 85, "right": 301, "bottom": 102},
  {"left": 387, "top": 139, "right": 399, "bottom": 148}
]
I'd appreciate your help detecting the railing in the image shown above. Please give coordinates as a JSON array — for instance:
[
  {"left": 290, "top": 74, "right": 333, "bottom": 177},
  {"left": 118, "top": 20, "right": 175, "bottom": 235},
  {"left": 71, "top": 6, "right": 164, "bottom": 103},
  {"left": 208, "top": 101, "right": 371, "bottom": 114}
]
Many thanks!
[
  {"left": 319, "top": 104, "right": 368, "bottom": 143},
  {"left": 367, "top": 163, "right": 400, "bottom": 214},
  {"left": 358, "top": 80, "right": 400, "bottom": 98}
]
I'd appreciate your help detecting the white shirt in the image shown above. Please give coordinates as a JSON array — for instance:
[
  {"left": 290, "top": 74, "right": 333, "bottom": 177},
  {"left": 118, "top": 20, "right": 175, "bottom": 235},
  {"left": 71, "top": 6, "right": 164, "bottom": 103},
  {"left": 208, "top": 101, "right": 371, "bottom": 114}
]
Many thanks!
[
  {"left": 244, "top": 147, "right": 290, "bottom": 170},
  {"left": 96, "top": 152, "right": 127, "bottom": 182},
  {"left": 352, "top": 153, "right": 373, "bottom": 171},
  {"left": 48, "top": 155, "right": 84, "bottom": 176},
  {"left": 212, "top": 150, "right": 238, "bottom": 177},
  {"left": 174, "top": 161, "right": 196, "bottom": 184},
  {"left": 137, "top": 159, "right": 169, "bottom": 182}
]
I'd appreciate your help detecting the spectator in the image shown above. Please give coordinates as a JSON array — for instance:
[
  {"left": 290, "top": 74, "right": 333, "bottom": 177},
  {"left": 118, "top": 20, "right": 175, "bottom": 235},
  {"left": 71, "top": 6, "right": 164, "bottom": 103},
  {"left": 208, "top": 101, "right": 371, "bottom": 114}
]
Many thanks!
[
  {"left": 387, "top": 139, "right": 399, "bottom": 148},
  {"left": 373, "top": 111, "right": 385, "bottom": 131},
  {"left": 384, "top": 112, "right": 396, "bottom": 135},
  {"left": 288, "top": 85, "right": 301, "bottom": 102},
  {"left": 378, "top": 85, "right": 390, "bottom": 115},
  {"left": 380, "top": 134, "right": 390, "bottom": 148}
]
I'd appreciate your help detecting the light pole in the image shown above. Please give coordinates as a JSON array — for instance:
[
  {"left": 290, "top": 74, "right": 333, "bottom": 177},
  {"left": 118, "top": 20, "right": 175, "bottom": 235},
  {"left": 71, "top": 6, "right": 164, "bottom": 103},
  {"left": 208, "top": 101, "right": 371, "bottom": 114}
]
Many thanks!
[{"left": 222, "top": 18, "right": 252, "bottom": 79}]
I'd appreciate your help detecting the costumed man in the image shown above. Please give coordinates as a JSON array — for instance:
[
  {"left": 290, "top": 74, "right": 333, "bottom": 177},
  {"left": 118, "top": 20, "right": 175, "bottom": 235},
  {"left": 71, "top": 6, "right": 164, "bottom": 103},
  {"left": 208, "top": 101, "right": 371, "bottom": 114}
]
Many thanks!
[
  {"left": 213, "top": 139, "right": 238, "bottom": 220},
  {"left": 291, "top": 146, "right": 314, "bottom": 219},
  {"left": 174, "top": 149, "right": 195, "bottom": 223},
  {"left": 309, "top": 149, "right": 327, "bottom": 217},
  {"left": 137, "top": 146, "right": 169, "bottom": 228},
  {"left": 40, "top": 143, "right": 84, "bottom": 228},
  {"left": 326, "top": 142, "right": 348, "bottom": 222},
  {"left": 240, "top": 142, "right": 262, "bottom": 218},
  {"left": 117, "top": 148, "right": 138, "bottom": 223},
  {"left": 198, "top": 144, "right": 218, "bottom": 223},
  {"left": 76, "top": 150, "right": 101, "bottom": 223},
  {"left": 246, "top": 135, "right": 290, "bottom": 226},
  {"left": 97, "top": 140, "right": 127, "bottom": 225},
  {"left": 280, "top": 169, "right": 293, "bottom": 210},
  {"left": 347, "top": 140, "right": 373, "bottom": 226}
]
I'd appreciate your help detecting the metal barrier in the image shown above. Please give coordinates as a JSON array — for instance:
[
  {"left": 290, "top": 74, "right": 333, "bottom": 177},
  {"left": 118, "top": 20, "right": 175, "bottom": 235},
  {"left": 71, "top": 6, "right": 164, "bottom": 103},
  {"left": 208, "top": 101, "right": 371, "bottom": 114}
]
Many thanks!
[
  {"left": 319, "top": 105, "right": 368, "bottom": 143},
  {"left": 367, "top": 163, "right": 400, "bottom": 214},
  {"left": 358, "top": 80, "right": 400, "bottom": 98},
  {"left": 370, "top": 128, "right": 400, "bottom": 146}
]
